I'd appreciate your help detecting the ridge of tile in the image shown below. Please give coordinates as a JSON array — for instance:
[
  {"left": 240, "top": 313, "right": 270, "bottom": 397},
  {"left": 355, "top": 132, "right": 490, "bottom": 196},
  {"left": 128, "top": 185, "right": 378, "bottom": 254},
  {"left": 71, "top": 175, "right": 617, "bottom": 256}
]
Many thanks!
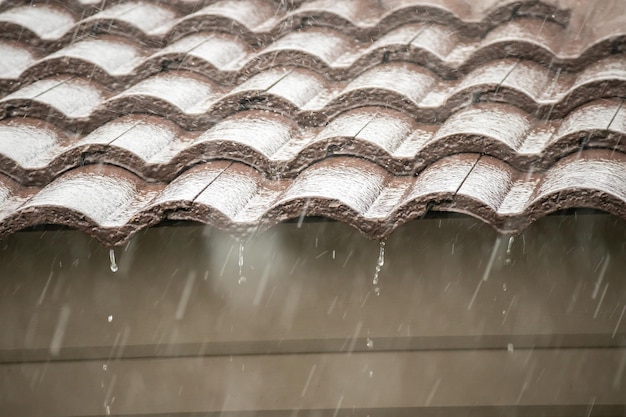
[
  {"left": 3, "top": 15, "right": 625, "bottom": 90},
  {"left": 0, "top": 150, "right": 624, "bottom": 245},
  {"left": 0, "top": 0, "right": 302, "bottom": 16},
  {"left": 0, "top": 0, "right": 574, "bottom": 51},
  {"left": 1, "top": 101, "right": 625, "bottom": 186},
  {"left": 2, "top": 60, "right": 625, "bottom": 130},
  {"left": 4, "top": 21, "right": 624, "bottom": 93}
]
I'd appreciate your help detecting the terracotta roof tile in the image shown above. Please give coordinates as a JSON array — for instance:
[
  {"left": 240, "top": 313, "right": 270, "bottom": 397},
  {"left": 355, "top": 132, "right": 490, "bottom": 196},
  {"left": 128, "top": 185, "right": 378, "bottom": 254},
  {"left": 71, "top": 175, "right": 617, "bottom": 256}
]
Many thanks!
[
  {"left": 1, "top": 151, "right": 625, "bottom": 244},
  {"left": 0, "top": 0, "right": 625, "bottom": 244},
  {"left": 3, "top": 58, "right": 625, "bottom": 129},
  {"left": 2, "top": 100, "right": 625, "bottom": 186},
  {"left": 2, "top": 20, "right": 625, "bottom": 93},
  {"left": 0, "top": 1, "right": 575, "bottom": 46}
]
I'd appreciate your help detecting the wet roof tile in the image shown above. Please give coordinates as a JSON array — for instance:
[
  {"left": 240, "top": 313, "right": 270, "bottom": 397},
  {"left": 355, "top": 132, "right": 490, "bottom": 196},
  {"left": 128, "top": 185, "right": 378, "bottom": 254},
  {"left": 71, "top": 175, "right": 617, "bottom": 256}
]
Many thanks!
[{"left": 0, "top": 0, "right": 625, "bottom": 244}]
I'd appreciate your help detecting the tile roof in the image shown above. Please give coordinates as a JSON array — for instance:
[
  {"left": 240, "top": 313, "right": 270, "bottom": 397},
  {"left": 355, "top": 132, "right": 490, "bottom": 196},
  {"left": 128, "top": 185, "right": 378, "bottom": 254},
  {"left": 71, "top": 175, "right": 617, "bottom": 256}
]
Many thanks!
[{"left": 0, "top": 0, "right": 625, "bottom": 245}]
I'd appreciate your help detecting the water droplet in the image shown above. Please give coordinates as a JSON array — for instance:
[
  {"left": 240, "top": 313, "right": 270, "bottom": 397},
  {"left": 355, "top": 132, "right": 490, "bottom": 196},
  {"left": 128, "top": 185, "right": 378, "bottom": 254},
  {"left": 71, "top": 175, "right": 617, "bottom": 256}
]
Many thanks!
[
  {"left": 368, "top": 370, "right": 374, "bottom": 378},
  {"left": 502, "top": 283, "right": 507, "bottom": 292},
  {"left": 102, "top": 364, "right": 107, "bottom": 371},
  {"left": 238, "top": 243, "right": 244, "bottom": 276},
  {"left": 107, "top": 315, "right": 113, "bottom": 323},
  {"left": 507, "top": 236, "right": 514, "bottom": 254},
  {"left": 372, "top": 240, "right": 385, "bottom": 286},
  {"left": 502, "top": 310, "right": 506, "bottom": 315},
  {"left": 237, "top": 243, "right": 246, "bottom": 284},
  {"left": 109, "top": 249, "right": 118, "bottom": 273},
  {"left": 105, "top": 405, "right": 111, "bottom": 415},
  {"left": 507, "top": 343, "right": 514, "bottom": 352},
  {"left": 374, "top": 287, "right": 381, "bottom": 296},
  {"left": 505, "top": 235, "right": 514, "bottom": 265},
  {"left": 366, "top": 338, "right": 374, "bottom": 349}
]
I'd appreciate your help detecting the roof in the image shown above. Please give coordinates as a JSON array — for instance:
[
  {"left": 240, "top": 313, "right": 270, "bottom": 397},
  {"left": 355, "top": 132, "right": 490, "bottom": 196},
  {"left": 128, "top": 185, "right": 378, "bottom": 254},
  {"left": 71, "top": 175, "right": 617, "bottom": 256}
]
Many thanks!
[{"left": 0, "top": 0, "right": 625, "bottom": 245}]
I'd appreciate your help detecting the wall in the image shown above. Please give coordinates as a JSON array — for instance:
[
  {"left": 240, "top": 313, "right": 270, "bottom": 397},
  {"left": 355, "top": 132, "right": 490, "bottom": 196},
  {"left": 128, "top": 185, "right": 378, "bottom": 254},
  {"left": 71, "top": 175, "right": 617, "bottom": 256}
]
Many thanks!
[{"left": 0, "top": 214, "right": 625, "bottom": 416}]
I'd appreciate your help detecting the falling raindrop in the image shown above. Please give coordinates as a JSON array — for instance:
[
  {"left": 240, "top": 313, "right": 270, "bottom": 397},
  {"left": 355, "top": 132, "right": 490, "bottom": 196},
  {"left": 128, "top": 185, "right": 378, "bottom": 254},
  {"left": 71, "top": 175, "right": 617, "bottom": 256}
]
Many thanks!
[
  {"left": 50, "top": 305, "right": 70, "bottom": 356},
  {"left": 238, "top": 243, "right": 244, "bottom": 274},
  {"left": 592, "top": 255, "right": 610, "bottom": 299},
  {"left": 238, "top": 242, "right": 246, "bottom": 284},
  {"left": 374, "top": 287, "right": 381, "bottom": 296},
  {"left": 505, "top": 236, "right": 514, "bottom": 265},
  {"left": 301, "top": 364, "right": 317, "bottom": 397},
  {"left": 109, "top": 249, "right": 118, "bottom": 273},
  {"left": 481, "top": 236, "right": 503, "bottom": 283},
  {"left": 102, "top": 364, "right": 108, "bottom": 371},
  {"left": 368, "top": 370, "right": 374, "bottom": 378},
  {"left": 107, "top": 315, "right": 113, "bottom": 323},
  {"left": 613, "top": 305, "right": 626, "bottom": 339},
  {"left": 425, "top": 378, "right": 441, "bottom": 406},
  {"left": 372, "top": 240, "right": 385, "bottom": 285},
  {"left": 507, "top": 343, "right": 514, "bottom": 352},
  {"left": 366, "top": 338, "right": 374, "bottom": 349},
  {"left": 175, "top": 272, "right": 196, "bottom": 319},
  {"left": 297, "top": 198, "right": 311, "bottom": 228}
]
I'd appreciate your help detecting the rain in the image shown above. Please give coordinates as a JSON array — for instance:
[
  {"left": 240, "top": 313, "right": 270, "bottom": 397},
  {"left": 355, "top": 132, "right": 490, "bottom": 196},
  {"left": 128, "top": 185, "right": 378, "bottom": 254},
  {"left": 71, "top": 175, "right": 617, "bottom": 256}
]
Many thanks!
[{"left": 0, "top": 0, "right": 625, "bottom": 416}]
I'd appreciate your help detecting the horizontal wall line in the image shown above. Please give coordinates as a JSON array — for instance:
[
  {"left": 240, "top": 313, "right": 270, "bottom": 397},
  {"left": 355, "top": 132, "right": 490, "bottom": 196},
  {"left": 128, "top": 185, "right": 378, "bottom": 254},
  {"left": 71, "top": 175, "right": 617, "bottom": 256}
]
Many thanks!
[
  {"left": 2, "top": 333, "right": 624, "bottom": 364},
  {"left": 68, "top": 405, "right": 626, "bottom": 417}
]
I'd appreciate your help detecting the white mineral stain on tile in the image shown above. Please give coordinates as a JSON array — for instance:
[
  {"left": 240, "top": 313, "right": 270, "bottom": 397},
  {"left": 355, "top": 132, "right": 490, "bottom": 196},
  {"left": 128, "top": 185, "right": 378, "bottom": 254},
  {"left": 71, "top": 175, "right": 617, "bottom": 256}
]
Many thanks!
[
  {"left": 44, "top": 39, "right": 144, "bottom": 76},
  {"left": 344, "top": 63, "right": 436, "bottom": 104},
  {"left": 111, "top": 121, "right": 177, "bottom": 162},
  {"left": 0, "top": 123, "right": 60, "bottom": 167},
  {"left": 535, "top": 153, "right": 626, "bottom": 202},
  {"left": 195, "top": 168, "right": 259, "bottom": 217},
  {"left": 0, "top": 42, "right": 36, "bottom": 79},
  {"left": 0, "top": 5, "right": 75, "bottom": 39},
  {"left": 433, "top": 106, "right": 531, "bottom": 150},
  {"left": 457, "top": 159, "right": 516, "bottom": 211},
  {"left": 279, "top": 161, "right": 386, "bottom": 213},
  {"left": 114, "top": 73, "right": 218, "bottom": 114},
  {"left": 22, "top": 171, "right": 139, "bottom": 226},
  {"left": 196, "top": 113, "right": 292, "bottom": 156},
  {"left": 36, "top": 79, "right": 105, "bottom": 118}
]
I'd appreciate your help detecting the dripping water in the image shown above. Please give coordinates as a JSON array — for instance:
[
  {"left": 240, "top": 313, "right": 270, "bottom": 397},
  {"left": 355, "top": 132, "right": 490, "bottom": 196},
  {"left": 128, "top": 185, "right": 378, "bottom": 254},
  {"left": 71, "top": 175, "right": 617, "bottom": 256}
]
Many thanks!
[
  {"left": 505, "top": 235, "right": 514, "bottom": 265},
  {"left": 238, "top": 242, "right": 246, "bottom": 284},
  {"left": 109, "top": 249, "right": 118, "bottom": 273},
  {"left": 372, "top": 240, "right": 385, "bottom": 295}
]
